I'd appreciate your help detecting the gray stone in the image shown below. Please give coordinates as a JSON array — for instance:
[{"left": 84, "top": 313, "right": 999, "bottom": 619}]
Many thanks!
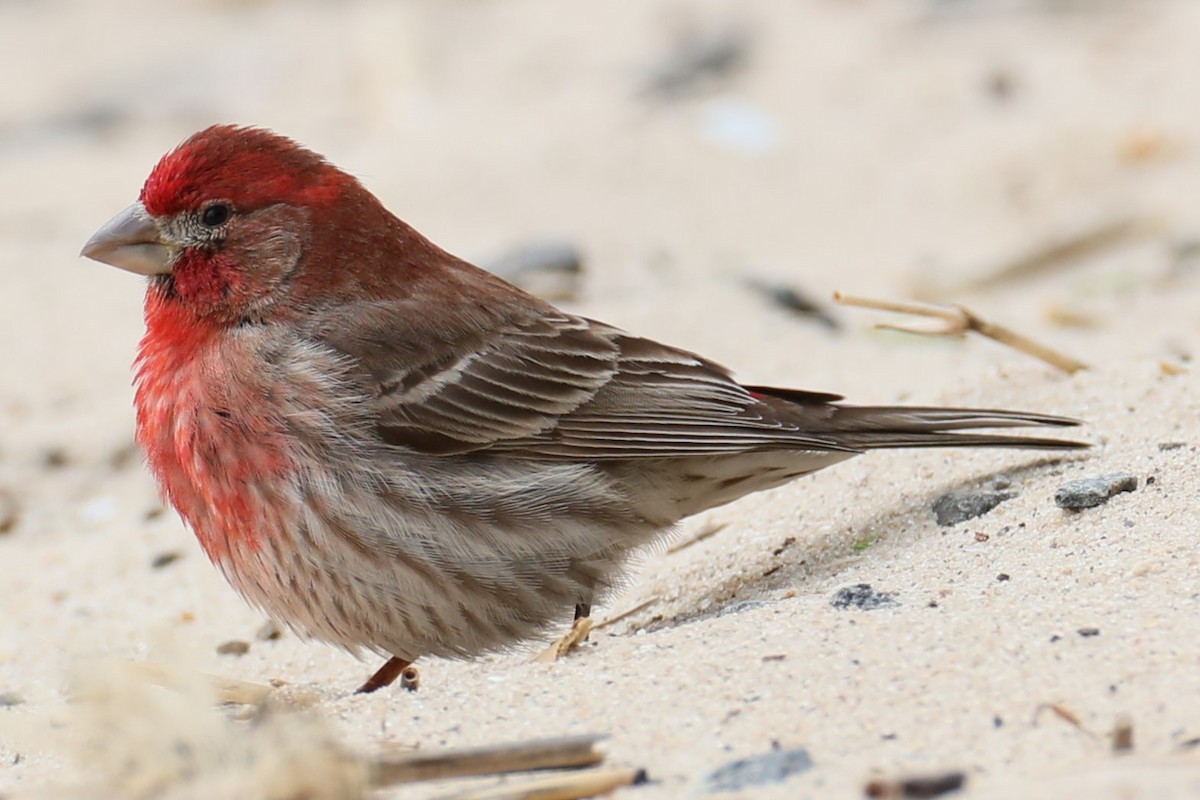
[
  {"left": 932, "top": 489, "right": 1016, "bottom": 527},
  {"left": 1055, "top": 473, "right": 1138, "bottom": 510},
  {"left": 831, "top": 584, "right": 899, "bottom": 611},
  {"left": 706, "top": 747, "right": 813, "bottom": 792}
]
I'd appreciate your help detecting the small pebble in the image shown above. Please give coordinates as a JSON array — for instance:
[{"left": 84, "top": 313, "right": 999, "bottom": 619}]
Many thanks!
[
  {"left": 706, "top": 747, "right": 812, "bottom": 792},
  {"left": 1055, "top": 473, "right": 1137, "bottom": 510},
  {"left": 216, "top": 640, "right": 250, "bottom": 656},
  {"left": 831, "top": 584, "right": 898, "bottom": 611},
  {"left": 0, "top": 692, "right": 24, "bottom": 708},
  {"left": 932, "top": 489, "right": 1016, "bottom": 527},
  {"left": 1113, "top": 714, "right": 1134, "bottom": 753},
  {"left": 986, "top": 68, "right": 1016, "bottom": 101},
  {"left": 150, "top": 551, "right": 182, "bottom": 569},
  {"left": 40, "top": 447, "right": 69, "bottom": 469},
  {"left": 1158, "top": 442, "right": 1186, "bottom": 451},
  {"left": 1078, "top": 627, "right": 1101, "bottom": 638},
  {"left": 256, "top": 621, "right": 283, "bottom": 641},
  {"left": 988, "top": 474, "right": 1013, "bottom": 491},
  {"left": 641, "top": 27, "right": 750, "bottom": 101},
  {"left": 743, "top": 278, "right": 839, "bottom": 330},
  {"left": 0, "top": 490, "right": 18, "bottom": 534}
]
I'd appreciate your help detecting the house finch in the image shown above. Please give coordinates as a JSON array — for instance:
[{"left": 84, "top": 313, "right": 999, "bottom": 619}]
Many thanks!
[{"left": 82, "top": 125, "right": 1084, "bottom": 693}]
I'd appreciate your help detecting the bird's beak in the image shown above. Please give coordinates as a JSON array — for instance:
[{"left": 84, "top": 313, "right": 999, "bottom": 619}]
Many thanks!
[{"left": 80, "top": 202, "right": 173, "bottom": 276}]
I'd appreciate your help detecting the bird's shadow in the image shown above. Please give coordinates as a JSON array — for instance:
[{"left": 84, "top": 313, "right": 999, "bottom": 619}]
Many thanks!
[{"left": 618, "top": 453, "right": 1084, "bottom": 634}]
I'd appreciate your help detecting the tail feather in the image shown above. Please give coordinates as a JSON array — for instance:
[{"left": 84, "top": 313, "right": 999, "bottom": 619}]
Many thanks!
[
  {"left": 818, "top": 405, "right": 1085, "bottom": 451},
  {"left": 831, "top": 405, "right": 1078, "bottom": 430},
  {"left": 746, "top": 387, "right": 1087, "bottom": 452},
  {"left": 830, "top": 430, "right": 1088, "bottom": 451}
]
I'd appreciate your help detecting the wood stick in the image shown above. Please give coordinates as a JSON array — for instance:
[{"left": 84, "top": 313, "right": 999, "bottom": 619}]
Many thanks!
[
  {"left": 1033, "top": 702, "right": 1100, "bottom": 740},
  {"left": 438, "top": 766, "right": 646, "bottom": 800},
  {"left": 533, "top": 617, "right": 595, "bottom": 663},
  {"left": 369, "top": 734, "right": 607, "bottom": 787},
  {"left": 833, "top": 292, "right": 1088, "bottom": 374}
]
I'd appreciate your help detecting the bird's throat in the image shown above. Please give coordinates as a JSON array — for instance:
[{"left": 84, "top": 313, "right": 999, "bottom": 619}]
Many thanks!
[{"left": 135, "top": 290, "right": 295, "bottom": 562}]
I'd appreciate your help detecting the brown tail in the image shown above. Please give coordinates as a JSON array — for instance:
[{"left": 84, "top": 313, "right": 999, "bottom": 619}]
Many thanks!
[
  {"left": 820, "top": 406, "right": 1087, "bottom": 451},
  {"left": 746, "top": 387, "right": 1087, "bottom": 452}
]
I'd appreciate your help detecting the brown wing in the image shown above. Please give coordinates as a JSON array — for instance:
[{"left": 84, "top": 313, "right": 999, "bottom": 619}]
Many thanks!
[{"left": 310, "top": 302, "right": 851, "bottom": 459}]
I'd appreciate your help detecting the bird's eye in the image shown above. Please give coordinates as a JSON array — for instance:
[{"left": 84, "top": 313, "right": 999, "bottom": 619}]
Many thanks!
[{"left": 201, "top": 203, "right": 231, "bottom": 228}]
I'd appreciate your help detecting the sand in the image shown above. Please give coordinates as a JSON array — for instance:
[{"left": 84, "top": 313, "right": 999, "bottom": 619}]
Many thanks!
[{"left": 2, "top": 0, "right": 1199, "bottom": 797}]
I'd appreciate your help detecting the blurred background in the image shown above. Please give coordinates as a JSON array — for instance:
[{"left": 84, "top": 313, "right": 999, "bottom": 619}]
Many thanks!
[{"left": 0, "top": 0, "right": 1197, "bottom": 560}]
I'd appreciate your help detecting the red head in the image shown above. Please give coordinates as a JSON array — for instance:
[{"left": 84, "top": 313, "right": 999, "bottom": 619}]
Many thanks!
[
  {"left": 81, "top": 125, "right": 453, "bottom": 326},
  {"left": 139, "top": 125, "right": 348, "bottom": 219}
]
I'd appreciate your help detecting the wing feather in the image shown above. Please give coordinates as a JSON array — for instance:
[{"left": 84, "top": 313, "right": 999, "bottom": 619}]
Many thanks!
[{"left": 310, "top": 305, "right": 850, "bottom": 459}]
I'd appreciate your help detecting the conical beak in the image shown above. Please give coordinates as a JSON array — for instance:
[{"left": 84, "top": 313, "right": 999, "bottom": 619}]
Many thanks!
[{"left": 80, "top": 202, "right": 172, "bottom": 275}]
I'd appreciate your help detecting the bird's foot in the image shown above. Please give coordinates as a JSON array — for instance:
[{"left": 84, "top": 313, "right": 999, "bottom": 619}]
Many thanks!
[{"left": 355, "top": 656, "right": 416, "bottom": 694}]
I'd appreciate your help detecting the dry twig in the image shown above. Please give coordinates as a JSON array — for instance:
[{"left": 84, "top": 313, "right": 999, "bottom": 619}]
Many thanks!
[
  {"left": 369, "top": 734, "right": 606, "bottom": 787},
  {"left": 864, "top": 770, "right": 966, "bottom": 798},
  {"left": 833, "top": 292, "right": 1088, "bottom": 374},
  {"left": 438, "top": 766, "right": 646, "bottom": 800},
  {"left": 1033, "top": 702, "right": 1099, "bottom": 740},
  {"left": 533, "top": 617, "right": 595, "bottom": 663}
]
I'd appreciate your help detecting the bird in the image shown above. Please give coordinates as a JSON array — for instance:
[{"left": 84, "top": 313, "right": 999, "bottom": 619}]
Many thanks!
[{"left": 81, "top": 125, "right": 1085, "bottom": 693}]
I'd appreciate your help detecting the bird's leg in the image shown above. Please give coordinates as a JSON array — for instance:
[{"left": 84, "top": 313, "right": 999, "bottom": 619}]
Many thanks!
[
  {"left": 355, "top": 656, "right": 412, "bottom": 694},
  {"left": 573, "top": 603, "right": 593, "bottom": 643}
]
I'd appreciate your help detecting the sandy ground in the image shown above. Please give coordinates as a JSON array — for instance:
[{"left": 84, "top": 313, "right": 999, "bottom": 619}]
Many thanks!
[{"left": 2, "top": 0, "right": 1199, "bottom": 797}]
